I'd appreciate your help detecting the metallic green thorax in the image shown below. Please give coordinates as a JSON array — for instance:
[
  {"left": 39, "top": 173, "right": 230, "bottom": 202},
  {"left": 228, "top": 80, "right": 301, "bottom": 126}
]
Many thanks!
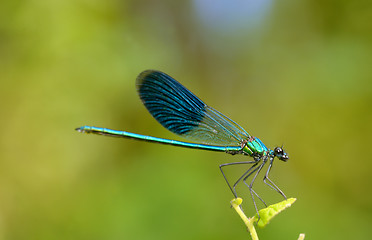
[{"left": 242, "top": 137, "right": 269, "bottom": 156}]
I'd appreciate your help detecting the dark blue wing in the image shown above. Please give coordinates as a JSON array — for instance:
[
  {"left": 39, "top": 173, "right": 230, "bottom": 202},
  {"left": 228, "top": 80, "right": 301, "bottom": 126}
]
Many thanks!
[{"left": 136, "top": 70, "right": 250, "bottom": 146}]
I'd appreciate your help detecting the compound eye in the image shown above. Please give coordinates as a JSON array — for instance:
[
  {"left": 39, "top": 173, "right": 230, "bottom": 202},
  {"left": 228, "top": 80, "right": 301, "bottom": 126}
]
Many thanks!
[{"left": 274, "top": 147, "right": 283, "bottom": 155}]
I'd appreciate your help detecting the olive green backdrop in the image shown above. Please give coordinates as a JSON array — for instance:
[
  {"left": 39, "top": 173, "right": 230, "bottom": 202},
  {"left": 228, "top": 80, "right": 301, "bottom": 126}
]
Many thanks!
[{"left": 0, "top": 0, "right": 371, "bottom": 239}]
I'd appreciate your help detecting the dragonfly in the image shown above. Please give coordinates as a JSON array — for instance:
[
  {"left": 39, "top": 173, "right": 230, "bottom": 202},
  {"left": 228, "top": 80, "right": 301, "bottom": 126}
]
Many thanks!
[{"left": 76, "top": 70, "right": 289, "bottom": 213}]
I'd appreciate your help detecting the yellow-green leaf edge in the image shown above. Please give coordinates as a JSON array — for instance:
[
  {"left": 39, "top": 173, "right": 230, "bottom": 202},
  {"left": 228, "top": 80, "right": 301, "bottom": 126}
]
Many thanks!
[{"left": 255, "top": 198, "right": 297, "bottom": 228}]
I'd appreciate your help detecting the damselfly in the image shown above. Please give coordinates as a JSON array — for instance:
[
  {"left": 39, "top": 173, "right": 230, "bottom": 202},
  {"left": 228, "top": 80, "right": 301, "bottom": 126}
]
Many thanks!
[{"left": 76, "top": 70, "right": 289, "bottom": 213}]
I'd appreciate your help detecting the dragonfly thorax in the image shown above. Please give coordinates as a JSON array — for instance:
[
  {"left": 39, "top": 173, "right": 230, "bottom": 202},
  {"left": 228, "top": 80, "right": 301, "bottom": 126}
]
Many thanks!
[
  {"left": 242, "top": 137, "right": 289, "bottom": 162},
  {"left": 242, "top": 137, "right": 269, "bottom": 157}
]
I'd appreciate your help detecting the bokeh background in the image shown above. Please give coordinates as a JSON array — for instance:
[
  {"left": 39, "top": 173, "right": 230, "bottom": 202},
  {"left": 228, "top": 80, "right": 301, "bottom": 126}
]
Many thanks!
[{"left": 1, "top": 0, "right": 371, "bottom": 239}]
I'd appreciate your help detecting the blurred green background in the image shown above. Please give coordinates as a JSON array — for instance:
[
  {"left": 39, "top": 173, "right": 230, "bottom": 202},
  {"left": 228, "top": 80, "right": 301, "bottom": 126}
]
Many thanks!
[{"left": 1, "top": 0, "right": 371, "bottom": 239}]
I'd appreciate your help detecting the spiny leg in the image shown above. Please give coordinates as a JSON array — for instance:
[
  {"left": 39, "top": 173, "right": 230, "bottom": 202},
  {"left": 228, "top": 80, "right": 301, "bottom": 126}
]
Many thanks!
[
  {"left": 219, "top": 160, "right": 257, "bottom": 198},
  {"left": 232, "top": 162, "right": 259, "bottom": 195},
  {"left": 239, "top": 164, "right": 265, "bottom": 205},
  {"left": 243, "top": 162, "right": 267, "bottom": 216},
  {"left": 263, "top": 158, "right": 287, "bottom": 199}
]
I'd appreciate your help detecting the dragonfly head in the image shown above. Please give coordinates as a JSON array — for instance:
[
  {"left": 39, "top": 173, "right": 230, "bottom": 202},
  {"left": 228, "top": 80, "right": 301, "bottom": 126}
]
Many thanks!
[{"left": 273, "top": 146, "right": 288, "bottom": 162}]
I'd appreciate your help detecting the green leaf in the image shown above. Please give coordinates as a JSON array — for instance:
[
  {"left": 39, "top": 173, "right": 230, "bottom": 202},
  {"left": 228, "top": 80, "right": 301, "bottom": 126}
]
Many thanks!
[{"left": 255, "top": 198, "right": 296, "bottom": 228}]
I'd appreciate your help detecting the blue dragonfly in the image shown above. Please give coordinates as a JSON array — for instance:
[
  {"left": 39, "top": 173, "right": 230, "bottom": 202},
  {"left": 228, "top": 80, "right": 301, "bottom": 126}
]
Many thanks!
[{"left": 76, "top": 70, "right": 289, "bottom": 213}]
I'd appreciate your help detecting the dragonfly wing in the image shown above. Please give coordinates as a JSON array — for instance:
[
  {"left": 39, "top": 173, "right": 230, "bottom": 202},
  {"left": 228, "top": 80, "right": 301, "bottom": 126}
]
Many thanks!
[
  {"left": 189, "top": 105, "right": 250, "bottom": 145},
  {"left": 136, "top": 70, "right": 250, "bottom": 146}
]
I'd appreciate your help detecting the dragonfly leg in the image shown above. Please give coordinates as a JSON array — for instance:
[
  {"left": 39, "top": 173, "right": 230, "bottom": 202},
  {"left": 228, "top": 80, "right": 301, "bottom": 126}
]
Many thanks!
[
  {"left": 243, "top": 162, "right": 267, "bottom": 217},
  {"left": 232, "top": 162, "right": 259, "bottom": 195},
  {"left": 219, "top": 160, "right": 258, "bottom": 198},
  {"left": 263, "top": 158, "right": 287, "bottom": 199}
]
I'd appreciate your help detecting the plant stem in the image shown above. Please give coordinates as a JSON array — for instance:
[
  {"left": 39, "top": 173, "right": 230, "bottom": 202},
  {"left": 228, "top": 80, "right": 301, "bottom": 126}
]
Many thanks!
[
  {"left": 230, "top": 198, "right": 258, "bottom": 240},
  {"left": 297, "top": 233, "right": 305, "bottom": 240}
]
